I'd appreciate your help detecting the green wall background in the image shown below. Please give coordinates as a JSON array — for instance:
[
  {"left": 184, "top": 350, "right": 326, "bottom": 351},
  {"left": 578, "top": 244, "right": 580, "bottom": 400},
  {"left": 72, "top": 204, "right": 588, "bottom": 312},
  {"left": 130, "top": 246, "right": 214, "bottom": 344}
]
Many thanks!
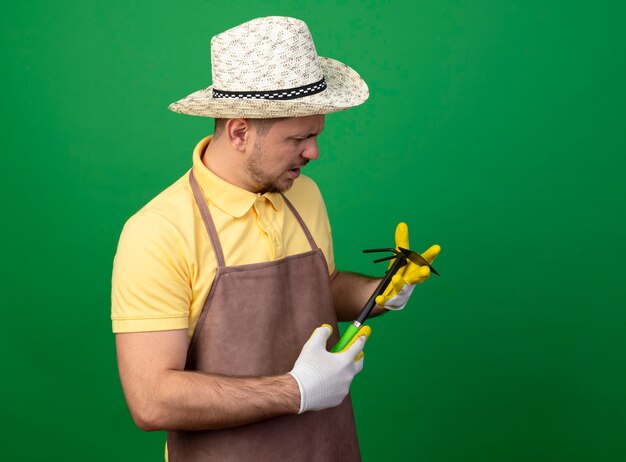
[{"left": 2, "top": 1, "right": 625, "bottom": 460}]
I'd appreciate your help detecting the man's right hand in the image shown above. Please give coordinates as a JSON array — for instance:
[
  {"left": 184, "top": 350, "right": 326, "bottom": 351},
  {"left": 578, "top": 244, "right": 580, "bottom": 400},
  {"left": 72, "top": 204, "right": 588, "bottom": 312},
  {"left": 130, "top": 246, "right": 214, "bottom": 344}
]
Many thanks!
[{"left": 289, "top": 324, "right": 369, "bottom": 414}]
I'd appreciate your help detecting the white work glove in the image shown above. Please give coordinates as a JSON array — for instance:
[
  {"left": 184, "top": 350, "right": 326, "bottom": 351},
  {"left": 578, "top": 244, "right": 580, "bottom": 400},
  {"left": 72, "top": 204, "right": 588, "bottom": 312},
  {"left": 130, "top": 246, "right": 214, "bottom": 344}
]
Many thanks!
[
  {"left": 378, "top": 278, "right": 417, "bottom": 310},
  {"left": 289, "top": 324, "right": 368, "bottom": 414}
]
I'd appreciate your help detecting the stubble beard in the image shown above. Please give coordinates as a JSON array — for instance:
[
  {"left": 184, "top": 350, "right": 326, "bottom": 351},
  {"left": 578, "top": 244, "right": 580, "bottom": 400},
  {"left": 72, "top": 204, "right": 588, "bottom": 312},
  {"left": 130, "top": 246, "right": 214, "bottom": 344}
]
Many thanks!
[{"left": 245, "top": 139, "right": 292, "bottom": 194}]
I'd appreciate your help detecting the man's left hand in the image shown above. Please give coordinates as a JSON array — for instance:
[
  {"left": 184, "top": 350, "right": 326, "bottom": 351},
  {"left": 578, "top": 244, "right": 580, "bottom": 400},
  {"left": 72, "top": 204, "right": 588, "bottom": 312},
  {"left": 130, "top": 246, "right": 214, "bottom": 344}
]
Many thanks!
[{"left": 375, "top": 222, "right": 441, "bottom": 310}]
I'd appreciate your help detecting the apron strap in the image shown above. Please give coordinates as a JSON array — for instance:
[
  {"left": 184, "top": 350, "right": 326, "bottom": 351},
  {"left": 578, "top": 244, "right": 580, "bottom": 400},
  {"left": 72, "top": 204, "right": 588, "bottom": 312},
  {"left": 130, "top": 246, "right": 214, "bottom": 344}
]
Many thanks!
[
  {"left": 190, "top": 169, "right": 319, "bottom": 261},
  {"left": 189, "top": 170, "right": 226, "bottom": 267},
  {"left": 281, "top": 193, "right": 319, "bottom": 251}
]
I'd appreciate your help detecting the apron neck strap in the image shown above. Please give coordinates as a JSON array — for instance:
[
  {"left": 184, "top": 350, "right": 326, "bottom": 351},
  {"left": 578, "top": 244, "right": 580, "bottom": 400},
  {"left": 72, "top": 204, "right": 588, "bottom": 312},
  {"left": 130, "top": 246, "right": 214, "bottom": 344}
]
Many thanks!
[
  {"left": 189, "top": 171, "right": 320, "bottom": 266},
  {"left": 281, "top": 193, "right": 318, "bottom": 251},
  {"left": 189, "top": 170, "right": 226, "bottom": 267}
]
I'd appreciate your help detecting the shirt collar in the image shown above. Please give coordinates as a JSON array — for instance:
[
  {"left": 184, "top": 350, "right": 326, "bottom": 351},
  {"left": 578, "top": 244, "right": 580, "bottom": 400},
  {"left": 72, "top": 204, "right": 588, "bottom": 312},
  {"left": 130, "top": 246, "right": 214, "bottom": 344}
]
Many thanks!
[{"left": 192, "top": 136, "right": 283, "bottom": 218}]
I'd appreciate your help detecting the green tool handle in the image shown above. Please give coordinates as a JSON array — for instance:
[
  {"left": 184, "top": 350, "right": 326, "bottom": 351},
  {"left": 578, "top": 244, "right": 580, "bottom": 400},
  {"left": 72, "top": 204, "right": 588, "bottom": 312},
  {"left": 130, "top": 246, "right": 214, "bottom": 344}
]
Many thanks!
[{"left": 330, "top": 322, "right": 360, "bottom": 352}]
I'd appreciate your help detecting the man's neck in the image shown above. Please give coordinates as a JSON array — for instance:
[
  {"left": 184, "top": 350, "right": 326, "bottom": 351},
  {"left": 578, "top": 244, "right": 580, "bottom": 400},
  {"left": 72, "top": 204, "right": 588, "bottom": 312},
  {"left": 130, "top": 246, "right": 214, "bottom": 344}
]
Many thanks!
[{"left": 202, "top": 135, "right": 256, "bottom": 192}]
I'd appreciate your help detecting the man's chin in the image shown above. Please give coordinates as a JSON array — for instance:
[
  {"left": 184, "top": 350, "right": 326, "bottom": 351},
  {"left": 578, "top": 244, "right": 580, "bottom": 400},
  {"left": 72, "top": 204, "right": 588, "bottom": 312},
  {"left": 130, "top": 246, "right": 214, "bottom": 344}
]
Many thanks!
[{"left": 261, "top": 179, "right": 294, "bottom": 194}]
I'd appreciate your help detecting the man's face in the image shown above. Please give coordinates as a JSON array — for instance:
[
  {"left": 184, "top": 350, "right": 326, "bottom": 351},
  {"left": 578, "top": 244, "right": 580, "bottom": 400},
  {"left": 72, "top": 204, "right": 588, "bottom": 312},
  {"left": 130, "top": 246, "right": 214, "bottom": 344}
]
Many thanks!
[{"left": 246, "top": 115, "right": 325, "bottom": 193}]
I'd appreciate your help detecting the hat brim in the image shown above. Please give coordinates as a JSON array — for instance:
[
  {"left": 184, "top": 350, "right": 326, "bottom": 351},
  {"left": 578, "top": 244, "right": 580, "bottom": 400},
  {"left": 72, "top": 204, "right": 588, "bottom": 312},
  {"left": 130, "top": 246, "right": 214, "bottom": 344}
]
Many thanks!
[{"left": 168, "top": 57, "right": 369, "bottom": 118}]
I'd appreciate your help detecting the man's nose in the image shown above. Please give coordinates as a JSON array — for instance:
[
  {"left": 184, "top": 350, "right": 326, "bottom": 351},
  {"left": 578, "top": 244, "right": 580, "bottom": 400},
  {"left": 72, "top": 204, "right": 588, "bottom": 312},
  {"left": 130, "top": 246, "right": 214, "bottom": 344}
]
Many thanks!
[{"left": 301, "top": 138, "right": 319, "bottom": 160}]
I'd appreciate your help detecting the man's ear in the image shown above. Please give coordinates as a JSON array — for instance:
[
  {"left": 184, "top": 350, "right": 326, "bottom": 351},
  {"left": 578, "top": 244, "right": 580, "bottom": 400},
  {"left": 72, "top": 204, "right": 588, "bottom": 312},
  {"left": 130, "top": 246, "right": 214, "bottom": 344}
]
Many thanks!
[{"left": 224, "top": 119, "right": 252, "bottom": 152}]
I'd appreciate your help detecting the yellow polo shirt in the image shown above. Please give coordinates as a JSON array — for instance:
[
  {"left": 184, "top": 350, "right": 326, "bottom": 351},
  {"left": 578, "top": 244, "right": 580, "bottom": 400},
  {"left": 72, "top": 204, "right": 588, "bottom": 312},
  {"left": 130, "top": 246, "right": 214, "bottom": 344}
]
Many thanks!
[{"left": 111, "top": 136, "right": 335, "bottom": 339}]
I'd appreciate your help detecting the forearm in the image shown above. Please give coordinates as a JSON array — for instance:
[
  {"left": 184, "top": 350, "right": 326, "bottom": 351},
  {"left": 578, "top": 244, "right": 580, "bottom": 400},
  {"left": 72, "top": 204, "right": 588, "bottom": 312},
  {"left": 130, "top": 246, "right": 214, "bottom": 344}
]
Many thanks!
[
  {"left": 331, "top": 271, "right": 387, "bottom": 321},
  {"left": 129, "top": 370, "right": 300, "bottom": 431},
  {"left": 116, "top": 331, "right": 300, "bottom": 432}
]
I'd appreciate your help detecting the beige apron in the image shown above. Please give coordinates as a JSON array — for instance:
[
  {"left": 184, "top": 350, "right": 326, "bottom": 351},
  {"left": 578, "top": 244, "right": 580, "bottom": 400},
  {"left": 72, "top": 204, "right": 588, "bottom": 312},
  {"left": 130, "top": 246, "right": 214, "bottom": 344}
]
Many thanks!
[{"left": 166, "top": 172, "right": 361, "bottom": 461}]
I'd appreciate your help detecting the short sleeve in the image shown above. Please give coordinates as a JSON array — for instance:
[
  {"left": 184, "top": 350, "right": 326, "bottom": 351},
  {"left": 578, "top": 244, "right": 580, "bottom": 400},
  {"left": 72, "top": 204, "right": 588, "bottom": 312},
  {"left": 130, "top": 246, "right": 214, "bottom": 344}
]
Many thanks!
[{"left": 111, "top": 211, "right": 192, "bottom": 333}]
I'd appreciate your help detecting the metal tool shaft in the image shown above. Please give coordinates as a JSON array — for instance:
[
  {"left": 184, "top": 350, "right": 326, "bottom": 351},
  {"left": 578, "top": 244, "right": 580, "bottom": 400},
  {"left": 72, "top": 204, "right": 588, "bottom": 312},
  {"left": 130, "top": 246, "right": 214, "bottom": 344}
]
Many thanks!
[
  {"left": 331, "top": 252, "right": 408, "bottom": 352},
  {"left": 355, "top": 253, "right": 407, "bottom": 325}
]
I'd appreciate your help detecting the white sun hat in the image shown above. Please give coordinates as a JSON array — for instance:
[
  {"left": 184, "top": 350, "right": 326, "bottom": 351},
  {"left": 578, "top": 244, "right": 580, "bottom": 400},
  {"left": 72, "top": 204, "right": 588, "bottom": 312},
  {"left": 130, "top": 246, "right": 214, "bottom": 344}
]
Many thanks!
[{"left": 168, "top": 16, "right": 369, "bottom": 118}]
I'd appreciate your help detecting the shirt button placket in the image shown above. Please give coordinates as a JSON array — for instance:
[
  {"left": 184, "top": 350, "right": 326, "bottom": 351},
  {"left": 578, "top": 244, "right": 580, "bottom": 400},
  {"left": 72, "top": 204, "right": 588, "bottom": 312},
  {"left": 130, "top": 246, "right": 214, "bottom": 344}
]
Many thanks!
[
  {"left": 255, "top": 198, "right": 276, "bottom": 258},
  {"left": 255, "top": 198, "right": 266, "bottom": 229}
]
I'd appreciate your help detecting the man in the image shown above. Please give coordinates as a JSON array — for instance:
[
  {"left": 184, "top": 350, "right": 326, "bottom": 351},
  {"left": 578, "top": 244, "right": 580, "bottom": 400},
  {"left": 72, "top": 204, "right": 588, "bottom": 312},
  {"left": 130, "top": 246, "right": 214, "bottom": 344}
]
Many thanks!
[{"left": 112, "top": 16, "right": 440, "bottom": 461}]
